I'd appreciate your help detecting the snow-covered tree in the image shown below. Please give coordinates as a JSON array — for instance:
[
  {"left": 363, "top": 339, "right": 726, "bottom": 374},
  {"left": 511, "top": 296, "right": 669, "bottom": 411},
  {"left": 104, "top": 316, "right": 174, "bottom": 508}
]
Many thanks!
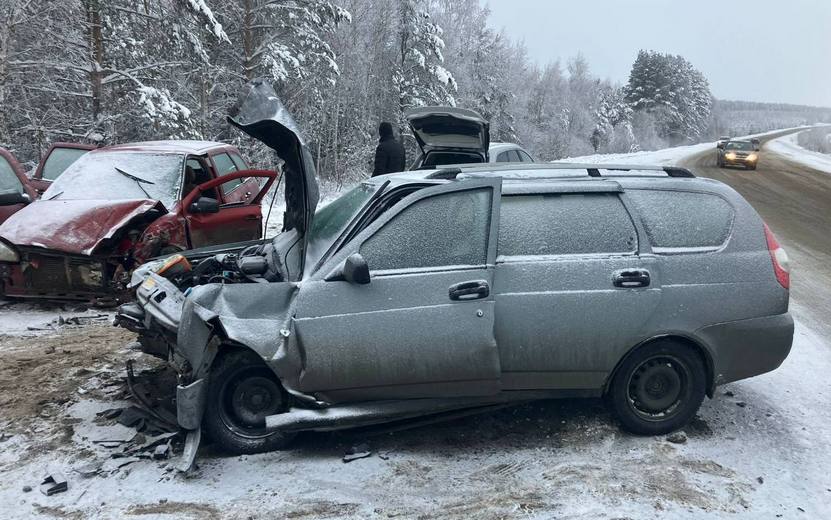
[
  {"left": 625, "top": 50, "right": 713, "bottom": 143},
  {"left": 393, "top": 0, "right": 456, "bottom": 115}
]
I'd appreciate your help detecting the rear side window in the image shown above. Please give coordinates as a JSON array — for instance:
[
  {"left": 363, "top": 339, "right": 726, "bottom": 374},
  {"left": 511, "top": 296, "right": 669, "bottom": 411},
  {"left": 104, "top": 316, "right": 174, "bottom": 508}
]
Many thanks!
[
  {"left": 498, "top": 193, "right": 637, "bottom": 256},
  {"left": 41, "top": 148, "right": 88, "bottom": 181},
  {"left": 361, "top": 189, "right": 491, "bottom": 271},
  {"left": 517, "top": 150, "right": 534, "bottom": 162},
  {"left": 496, "top": 151, "right": 511, "bottom": 163},
  {"left": 627, "top": 190, "right": 734, "bottom": 251}
]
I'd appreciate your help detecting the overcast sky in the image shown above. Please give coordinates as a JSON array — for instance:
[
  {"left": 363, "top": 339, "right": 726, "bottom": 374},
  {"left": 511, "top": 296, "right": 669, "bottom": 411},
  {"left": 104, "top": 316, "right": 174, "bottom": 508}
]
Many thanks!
[{"left": 483, "top": 0, "right": 831, "bottom": 107}]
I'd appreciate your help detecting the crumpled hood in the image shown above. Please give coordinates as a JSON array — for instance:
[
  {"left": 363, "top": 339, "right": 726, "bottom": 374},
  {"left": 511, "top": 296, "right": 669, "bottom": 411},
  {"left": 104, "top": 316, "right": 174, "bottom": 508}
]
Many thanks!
[{"left": 0, "top": 198, "right": 165, "bottom": 255}]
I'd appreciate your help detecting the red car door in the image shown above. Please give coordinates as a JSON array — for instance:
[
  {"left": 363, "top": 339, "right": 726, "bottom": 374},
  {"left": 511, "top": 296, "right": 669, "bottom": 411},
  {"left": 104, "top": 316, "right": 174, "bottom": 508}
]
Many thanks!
[
  {"left": 29, "top": 143, "right": 95, "bottom": 194},
  {"left": 183, "top": 170, "right": 277, "bottom": 248},
  {"left": 0, "top": 148, "right": 36, "bottom": 224}
]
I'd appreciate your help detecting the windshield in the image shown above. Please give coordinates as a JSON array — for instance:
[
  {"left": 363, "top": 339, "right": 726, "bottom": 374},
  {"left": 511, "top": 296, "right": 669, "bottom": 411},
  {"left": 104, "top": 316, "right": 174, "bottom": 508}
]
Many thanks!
[
  {"left": 726, "top": 141, "right": 754, "bottom": 151},
  {"left": 43, "top": 151, "right": 184, "bottom": 208},
  {"left": 303, "top": 182, "right": 377, "bottom": 269}
]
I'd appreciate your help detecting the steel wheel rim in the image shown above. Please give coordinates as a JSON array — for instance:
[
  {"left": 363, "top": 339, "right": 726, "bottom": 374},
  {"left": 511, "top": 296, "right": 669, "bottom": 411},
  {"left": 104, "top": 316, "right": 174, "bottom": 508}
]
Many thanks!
[
  {"left": 218, "top": 366, "right": 284, "bottom": 439},
  {"left": 626, "top": 355, "right": 689, "bottom": 422}
]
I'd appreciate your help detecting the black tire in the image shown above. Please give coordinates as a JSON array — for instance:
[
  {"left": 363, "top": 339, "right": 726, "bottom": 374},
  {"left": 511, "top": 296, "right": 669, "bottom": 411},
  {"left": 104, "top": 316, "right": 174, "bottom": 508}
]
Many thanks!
[
  {"left": 607, "top": 340, "right": 706, "bottom": 436},
  {"left": 203, "top": 349, "right": 297, "bottom": 454},
  {"left": 748, "top": 164, "right": 757, "bottom": 171}
]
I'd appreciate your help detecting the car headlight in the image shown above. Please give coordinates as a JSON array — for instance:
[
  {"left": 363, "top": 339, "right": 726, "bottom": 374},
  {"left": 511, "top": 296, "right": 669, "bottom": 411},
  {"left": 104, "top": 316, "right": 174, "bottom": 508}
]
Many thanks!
[
  {"left": 747, "top": 153, "right": 757, "bottom": 161},
  {"left": 0, "top": 238, "right": 19, "bottom": 263},
  {"left": 725, "top": 152, "right": 736, "bottom": 160}
]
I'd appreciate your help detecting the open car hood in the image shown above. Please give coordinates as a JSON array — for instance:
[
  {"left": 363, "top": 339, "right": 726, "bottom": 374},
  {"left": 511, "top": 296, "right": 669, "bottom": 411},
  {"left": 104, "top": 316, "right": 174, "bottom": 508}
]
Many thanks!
[
  {"left": 0, "top": 199, "right": 164, "bottom": 255},
  {"left": 405, "top": 107, "right": 490, "bottom": 158},
  {"left": 228, "top": 80, "right": 319, "bottom": 240}
]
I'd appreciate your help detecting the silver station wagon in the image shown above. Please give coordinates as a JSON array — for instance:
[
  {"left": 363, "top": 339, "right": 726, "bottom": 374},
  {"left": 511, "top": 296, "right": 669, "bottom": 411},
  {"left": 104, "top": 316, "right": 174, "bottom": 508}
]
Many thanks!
[{"left": 118, "top": 81, "right": 793, "bottom": 461}]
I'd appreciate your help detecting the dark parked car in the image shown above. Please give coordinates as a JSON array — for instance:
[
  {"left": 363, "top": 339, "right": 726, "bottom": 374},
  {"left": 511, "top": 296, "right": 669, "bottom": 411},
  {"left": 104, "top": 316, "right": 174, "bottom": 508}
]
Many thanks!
[
  {"left": 0, "top": 141, "right": 276, "bottom": 301},
  {"left": 718, "top": 140, "right": 759, "bottom": 169},
  {"left": 118, "top": 82, "right": 793, "bottom": 462}
]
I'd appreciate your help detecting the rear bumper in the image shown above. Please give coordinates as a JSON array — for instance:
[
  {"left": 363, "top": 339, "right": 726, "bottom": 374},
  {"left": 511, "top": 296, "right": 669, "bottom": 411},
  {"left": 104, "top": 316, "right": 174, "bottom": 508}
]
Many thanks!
[{"left": 698, "top": 312, "right": 794, "bottom": 386}]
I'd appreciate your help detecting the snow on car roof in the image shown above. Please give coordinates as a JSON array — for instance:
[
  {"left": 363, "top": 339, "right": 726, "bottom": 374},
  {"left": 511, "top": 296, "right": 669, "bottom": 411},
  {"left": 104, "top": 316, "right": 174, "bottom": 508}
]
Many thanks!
[{"left": 95, "top": 140, "right": 234, "bottom": 154}]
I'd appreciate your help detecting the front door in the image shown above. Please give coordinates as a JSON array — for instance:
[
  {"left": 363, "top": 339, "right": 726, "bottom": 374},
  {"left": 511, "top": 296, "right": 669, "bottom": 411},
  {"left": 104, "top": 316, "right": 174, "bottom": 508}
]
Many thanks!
[
  {"left": 292, "top": 179, "right": 503, "bottom": 403},
  {"left": 184, "top": 169, "right": 277, "bottom": 248}
]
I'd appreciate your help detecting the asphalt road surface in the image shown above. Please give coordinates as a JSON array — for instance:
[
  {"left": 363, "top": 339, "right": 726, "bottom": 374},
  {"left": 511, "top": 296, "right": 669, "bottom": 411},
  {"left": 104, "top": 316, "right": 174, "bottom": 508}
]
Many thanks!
[{"left": 680, "top": 130, "right": 831, "bottom": 338}]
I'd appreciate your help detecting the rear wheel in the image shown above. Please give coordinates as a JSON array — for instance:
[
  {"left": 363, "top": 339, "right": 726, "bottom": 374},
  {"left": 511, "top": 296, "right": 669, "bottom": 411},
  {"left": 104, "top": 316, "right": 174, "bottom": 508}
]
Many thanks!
[
  {"left": 203, "top": 349, "right": 296, "bottom": 454},
  {"left": 608, "top": 340, "right": 706, "bottom": 435}
]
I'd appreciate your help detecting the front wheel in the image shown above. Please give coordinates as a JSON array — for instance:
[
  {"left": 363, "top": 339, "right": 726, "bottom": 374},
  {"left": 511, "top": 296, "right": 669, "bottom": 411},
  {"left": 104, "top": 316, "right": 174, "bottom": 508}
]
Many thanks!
[
  {"left": 203, "top": 349, "right": 297, "bottom": 454},
  {"left": 607, "top": 340, "right": 706, "bottom": 435}
]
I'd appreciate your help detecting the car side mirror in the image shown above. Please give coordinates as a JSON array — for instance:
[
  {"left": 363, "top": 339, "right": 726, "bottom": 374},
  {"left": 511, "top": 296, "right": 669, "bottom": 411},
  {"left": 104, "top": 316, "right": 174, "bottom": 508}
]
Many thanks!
[
  {"left": 325, "top": 253, "right": 371, "bottom": 285},
  {"left": 0, "top": 190, "right": 30, "bottom": 206},
  {"left": 189, "top": 196, "right": 219, "bottom": 214},
  {"left": 716, "top": 143, "right": 725, "bottom": 150}
]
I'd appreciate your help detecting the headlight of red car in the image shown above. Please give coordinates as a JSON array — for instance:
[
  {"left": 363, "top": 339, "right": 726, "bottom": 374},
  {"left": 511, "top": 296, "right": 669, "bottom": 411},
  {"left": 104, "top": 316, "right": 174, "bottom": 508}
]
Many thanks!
[{"left": 0, "top": 238, "right": 19, "bottom": 263}]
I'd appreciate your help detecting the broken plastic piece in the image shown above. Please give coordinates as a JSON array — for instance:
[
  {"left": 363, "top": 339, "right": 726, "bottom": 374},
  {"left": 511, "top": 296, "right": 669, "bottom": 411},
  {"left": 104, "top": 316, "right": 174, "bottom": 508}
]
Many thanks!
[{"left": 39, "top": 473, "right": 68, "bottom": 496}]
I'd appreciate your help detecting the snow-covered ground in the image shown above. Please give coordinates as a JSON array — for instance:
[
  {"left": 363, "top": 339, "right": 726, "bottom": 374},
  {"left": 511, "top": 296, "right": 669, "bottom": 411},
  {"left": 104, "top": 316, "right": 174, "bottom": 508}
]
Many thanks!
[{"left": 767, "top": 131, "right": 831, "bottom": 175}]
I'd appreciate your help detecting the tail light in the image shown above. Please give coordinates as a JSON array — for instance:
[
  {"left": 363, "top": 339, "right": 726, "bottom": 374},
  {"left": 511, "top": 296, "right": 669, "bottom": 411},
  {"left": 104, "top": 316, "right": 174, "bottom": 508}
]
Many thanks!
[{"left": 763, "top": 224, "right": 790, "bottom": 289}]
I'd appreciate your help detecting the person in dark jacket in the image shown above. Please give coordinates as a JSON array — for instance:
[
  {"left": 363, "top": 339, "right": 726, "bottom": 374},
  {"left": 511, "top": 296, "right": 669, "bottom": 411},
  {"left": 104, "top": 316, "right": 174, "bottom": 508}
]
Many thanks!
[{"left": 372, "top": 122, "right": 406, "bottom": 176}]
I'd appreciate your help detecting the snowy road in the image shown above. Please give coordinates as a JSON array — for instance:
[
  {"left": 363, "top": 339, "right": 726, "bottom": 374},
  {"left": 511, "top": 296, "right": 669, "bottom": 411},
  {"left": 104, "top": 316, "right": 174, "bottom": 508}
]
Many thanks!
[{"left": 1, "top": 130, "right": 831, "bottom": 518}]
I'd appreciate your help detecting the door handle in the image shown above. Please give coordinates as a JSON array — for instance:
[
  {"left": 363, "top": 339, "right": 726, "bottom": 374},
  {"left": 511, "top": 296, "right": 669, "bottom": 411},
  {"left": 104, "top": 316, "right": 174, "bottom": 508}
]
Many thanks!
[
  {"left": 245, "top": 215, "right": 260, "bottom": 220},
  {"left": 449, "top": 280, "right": 490, "bottom": 301},
  {"left": 612, "top": 269, "right": 651, "bottom": 288}
]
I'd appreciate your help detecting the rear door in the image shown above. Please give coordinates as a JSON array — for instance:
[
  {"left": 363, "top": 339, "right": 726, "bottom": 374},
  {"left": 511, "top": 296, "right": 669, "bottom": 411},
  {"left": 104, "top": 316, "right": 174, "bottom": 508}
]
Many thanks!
[
  {"left": 292, "top": 178, "right": 503, "bottom": 402},
  {"left": 493, "top": 186, "right": 661, "bottom": 391},
  {"left": 30, "top": 143, "right": 94, "bottom": 194}
]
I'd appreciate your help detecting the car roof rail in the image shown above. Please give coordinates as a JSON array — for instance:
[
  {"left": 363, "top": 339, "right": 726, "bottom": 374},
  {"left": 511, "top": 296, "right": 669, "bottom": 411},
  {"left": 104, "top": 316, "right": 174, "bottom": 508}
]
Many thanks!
[
  {"left": 425, "top": 164, "right": 696, "bottom": 180},
  {"left": 426, "top": 167, "right": 463, "bottom": 179}
]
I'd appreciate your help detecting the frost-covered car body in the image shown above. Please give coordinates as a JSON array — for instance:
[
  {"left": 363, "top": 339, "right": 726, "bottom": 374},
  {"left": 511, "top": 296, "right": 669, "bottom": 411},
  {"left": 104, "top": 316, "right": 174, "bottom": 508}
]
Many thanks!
[
  {"left": 718, "top": 140, "right": 759, "bottom": 169},
  {"left": 0, "top": 140, "right": 275, "bottom": 300},
  {"left": 0, "top": 147, "right": 37, "bottom": 225},
  {"left": 118, "top": 81, "right": 793, "bottom": 459}
]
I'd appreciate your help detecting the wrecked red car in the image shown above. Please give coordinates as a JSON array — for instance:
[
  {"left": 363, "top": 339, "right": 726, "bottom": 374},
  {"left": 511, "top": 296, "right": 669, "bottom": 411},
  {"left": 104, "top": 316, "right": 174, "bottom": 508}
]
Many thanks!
[{"left": 0, "top": 140, "right": 276, "bottom": 302}]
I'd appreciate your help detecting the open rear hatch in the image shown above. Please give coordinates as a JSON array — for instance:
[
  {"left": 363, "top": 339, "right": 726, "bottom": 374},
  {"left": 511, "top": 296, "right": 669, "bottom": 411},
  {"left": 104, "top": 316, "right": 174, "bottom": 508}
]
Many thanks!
[{"left": 405, "top": 107, "right": 490, "bottom": 168}]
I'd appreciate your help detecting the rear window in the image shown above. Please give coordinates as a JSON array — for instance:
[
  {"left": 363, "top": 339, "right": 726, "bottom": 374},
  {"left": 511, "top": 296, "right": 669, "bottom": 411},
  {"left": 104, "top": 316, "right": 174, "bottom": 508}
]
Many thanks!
[
  {"left": 627, "top": 190, "right": 734, "bottom": 251},
  {"left": 498, "top": 193, "right": 637, "bottom": 256}
]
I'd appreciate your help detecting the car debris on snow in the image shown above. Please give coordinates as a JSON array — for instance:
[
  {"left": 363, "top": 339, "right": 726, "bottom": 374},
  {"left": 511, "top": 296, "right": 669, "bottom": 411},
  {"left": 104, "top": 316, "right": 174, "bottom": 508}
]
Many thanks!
[
  {"left": 39, "top": 472, "right": 68, "bottom": 496},
  {"left": 343, "top": 443, "right": 372, "bottom": 463},
  {"left": 666, "top": 431, "right": 688, "bottom": 444}
]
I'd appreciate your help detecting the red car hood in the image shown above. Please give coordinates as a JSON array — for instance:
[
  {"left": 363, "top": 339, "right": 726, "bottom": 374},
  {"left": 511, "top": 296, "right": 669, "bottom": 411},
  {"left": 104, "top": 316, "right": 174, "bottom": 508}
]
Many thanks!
[{"left": 0, "top": 199, "right": 165, "bottom": 255}]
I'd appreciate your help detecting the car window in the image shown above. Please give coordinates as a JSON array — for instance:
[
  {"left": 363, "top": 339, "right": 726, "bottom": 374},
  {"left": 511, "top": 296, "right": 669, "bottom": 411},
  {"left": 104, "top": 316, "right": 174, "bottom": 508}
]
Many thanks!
[
  {"left": 507, "top": 150, "right": 521, "bottom": 162},
  {"left": 361, "top": 188, "right": 492, "bottom": 271},
  {"left": 498, "top": 193, "right": 637, "bottom": 256},
  {"left": 0, "top": 156, "right": 23, "bottom": 193},
  {"left": 627, "top": 190, "right": 734, "bottom": 251},
  {"left": 518, "top": 150, "right": 534, "bottom": 162},
  {"left": 213, "top": 153, "right": 243, "bottom": 195},
  {"left": 41, "top": 147, "right": 89, "bottom": 181},
  {"left": 725, "top": 141, "right": 754, "bottom": 151},
  {"left": 229, "top": 152, "right": 248, "bottom": 171},
  {"left": 496, "top": 151, "right": 511, "bottom": 162}
]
